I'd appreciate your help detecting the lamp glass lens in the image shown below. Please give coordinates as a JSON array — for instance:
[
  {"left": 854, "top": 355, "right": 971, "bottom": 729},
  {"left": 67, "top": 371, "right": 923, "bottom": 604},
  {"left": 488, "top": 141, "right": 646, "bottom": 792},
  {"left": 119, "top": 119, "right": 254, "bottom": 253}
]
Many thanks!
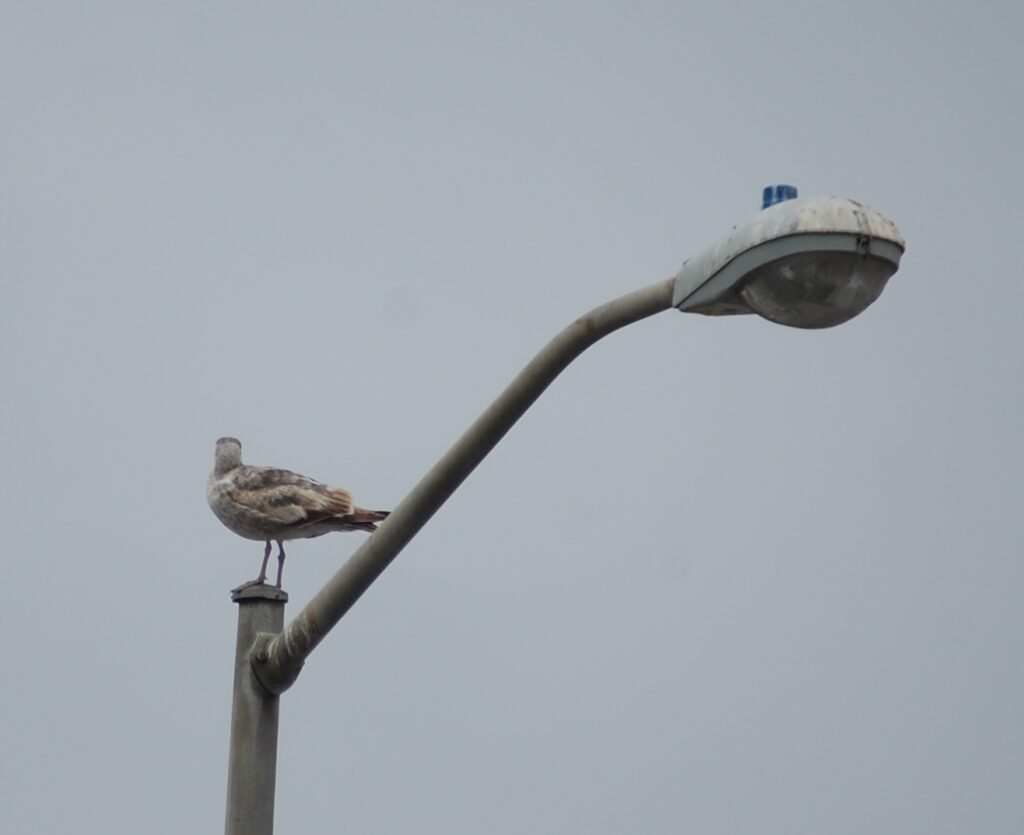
[{"left": 738, "top": 251, "right": 896, "bottom": 329}]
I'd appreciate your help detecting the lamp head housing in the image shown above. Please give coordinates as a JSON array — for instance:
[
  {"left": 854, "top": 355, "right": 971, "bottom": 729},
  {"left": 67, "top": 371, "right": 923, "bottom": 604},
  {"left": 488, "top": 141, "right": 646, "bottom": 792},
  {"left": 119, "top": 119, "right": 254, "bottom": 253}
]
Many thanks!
[{"left": 673, "top": 195, "right": 905, "bottom": 329}]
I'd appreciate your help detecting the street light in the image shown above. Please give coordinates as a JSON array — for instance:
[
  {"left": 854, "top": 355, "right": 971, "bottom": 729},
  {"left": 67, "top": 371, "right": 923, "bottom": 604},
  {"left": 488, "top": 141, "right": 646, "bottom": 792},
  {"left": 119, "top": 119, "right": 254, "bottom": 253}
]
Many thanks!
[
  {"left": 673, "top": 192, "right": 904, "bottom": 328},
  {"left": 224, "top": 188, "right": 905, "bottom": 835}
]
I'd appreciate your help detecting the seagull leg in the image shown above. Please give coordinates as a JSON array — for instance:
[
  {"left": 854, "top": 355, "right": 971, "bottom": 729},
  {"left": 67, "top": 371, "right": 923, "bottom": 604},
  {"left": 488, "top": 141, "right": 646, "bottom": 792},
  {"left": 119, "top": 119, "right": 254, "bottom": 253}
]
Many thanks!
[
  {"left": 231, "top": 541, "right": 272, "bottom": 592},
  {"left": 274, "top": 540, "right": 286, "bottom": 589}
]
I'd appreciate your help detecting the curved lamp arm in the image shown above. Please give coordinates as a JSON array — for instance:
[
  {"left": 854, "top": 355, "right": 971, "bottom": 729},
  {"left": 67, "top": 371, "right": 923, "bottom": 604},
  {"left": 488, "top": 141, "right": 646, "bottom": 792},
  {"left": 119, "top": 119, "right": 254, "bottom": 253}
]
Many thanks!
[{"left": 252, "top": 277, "right": 676, "bottom": 694}]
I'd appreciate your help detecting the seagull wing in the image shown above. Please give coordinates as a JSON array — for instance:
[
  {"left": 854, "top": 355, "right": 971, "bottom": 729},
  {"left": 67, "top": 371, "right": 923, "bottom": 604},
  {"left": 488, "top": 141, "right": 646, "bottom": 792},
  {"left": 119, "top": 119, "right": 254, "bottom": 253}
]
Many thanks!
[{"left": 226, "top": 466, "right": 355, "bottom": 528}]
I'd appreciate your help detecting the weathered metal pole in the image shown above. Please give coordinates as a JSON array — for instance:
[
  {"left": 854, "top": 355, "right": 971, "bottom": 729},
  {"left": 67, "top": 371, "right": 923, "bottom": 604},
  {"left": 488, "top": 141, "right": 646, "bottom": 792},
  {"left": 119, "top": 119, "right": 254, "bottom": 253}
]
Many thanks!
[
  {"left": 225, "top": 585, "right": 288, "bottom": 835},
  {"left": 223, "top": 277, "right": 675, "bottom": 833}
]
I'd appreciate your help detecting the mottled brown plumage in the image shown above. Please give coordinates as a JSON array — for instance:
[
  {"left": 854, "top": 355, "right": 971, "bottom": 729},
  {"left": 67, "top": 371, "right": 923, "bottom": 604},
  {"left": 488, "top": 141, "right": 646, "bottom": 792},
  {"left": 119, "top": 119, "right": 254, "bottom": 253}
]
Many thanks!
[{"left": 207, "top": 437, "right": 389, "bottom": 590}]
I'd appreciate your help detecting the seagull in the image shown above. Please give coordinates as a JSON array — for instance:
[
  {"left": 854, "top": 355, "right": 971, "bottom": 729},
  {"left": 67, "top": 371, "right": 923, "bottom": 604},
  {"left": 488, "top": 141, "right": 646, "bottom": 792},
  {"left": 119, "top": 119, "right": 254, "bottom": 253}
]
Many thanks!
[{"left": 207, "top": 437, "right": 389, "bottom": 590}]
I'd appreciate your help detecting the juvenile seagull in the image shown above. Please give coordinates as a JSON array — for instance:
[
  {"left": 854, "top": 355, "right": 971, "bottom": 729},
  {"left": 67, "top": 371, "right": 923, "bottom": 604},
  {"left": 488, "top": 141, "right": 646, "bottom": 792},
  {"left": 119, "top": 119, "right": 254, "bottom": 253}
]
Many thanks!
[{"left": 207, "top": 437, "right": 389, "bottom": 590}]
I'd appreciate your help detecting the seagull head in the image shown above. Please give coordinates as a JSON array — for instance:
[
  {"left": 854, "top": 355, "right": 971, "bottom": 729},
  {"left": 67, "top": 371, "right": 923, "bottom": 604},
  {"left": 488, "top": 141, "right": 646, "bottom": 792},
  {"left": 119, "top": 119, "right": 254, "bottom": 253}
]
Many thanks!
[{"left": 214, "top": 436, "right": 243, "bottom": 475}]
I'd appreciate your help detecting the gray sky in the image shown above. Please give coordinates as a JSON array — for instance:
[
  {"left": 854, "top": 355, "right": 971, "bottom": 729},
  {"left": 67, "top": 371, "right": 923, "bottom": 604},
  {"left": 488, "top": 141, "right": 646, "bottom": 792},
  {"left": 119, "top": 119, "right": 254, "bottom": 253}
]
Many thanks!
[{"left": 2, "top": 2, "right": 1022, "bottom": 833}]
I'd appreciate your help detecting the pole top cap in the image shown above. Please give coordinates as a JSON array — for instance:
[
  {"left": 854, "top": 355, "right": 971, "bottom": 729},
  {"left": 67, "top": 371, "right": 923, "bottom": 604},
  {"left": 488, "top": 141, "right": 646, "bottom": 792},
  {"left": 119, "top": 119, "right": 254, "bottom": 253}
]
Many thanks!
[{"left": 231, "top": 585, "right": 289, "bottom": 604}]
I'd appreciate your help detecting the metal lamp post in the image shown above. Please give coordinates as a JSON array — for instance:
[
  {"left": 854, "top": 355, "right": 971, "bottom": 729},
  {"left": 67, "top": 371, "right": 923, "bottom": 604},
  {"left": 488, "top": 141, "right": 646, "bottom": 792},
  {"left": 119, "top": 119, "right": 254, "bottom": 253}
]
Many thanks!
[{"left": 225, "top": 189, "right": 905, "bottom": 835}]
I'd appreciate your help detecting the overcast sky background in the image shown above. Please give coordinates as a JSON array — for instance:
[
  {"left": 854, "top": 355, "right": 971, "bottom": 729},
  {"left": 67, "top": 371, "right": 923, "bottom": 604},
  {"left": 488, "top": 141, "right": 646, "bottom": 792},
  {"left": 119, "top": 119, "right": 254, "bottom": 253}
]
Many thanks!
[{"left": 2, "top": 2, "right": 1022, "bottom": 833}]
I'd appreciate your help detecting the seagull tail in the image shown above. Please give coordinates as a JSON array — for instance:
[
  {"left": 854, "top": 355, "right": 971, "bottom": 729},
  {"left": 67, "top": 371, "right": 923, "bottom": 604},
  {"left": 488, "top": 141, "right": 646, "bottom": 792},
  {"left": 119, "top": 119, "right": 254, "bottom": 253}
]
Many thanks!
[{"left": 343, "top": 508, "right": 391, "bottom": 533}]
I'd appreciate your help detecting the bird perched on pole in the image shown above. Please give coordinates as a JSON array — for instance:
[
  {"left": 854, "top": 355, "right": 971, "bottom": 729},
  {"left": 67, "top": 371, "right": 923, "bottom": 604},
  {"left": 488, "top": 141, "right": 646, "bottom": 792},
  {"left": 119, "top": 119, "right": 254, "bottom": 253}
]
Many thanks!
[{"left": 207, "top": 437, "right": 389, "bottom": 591}]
